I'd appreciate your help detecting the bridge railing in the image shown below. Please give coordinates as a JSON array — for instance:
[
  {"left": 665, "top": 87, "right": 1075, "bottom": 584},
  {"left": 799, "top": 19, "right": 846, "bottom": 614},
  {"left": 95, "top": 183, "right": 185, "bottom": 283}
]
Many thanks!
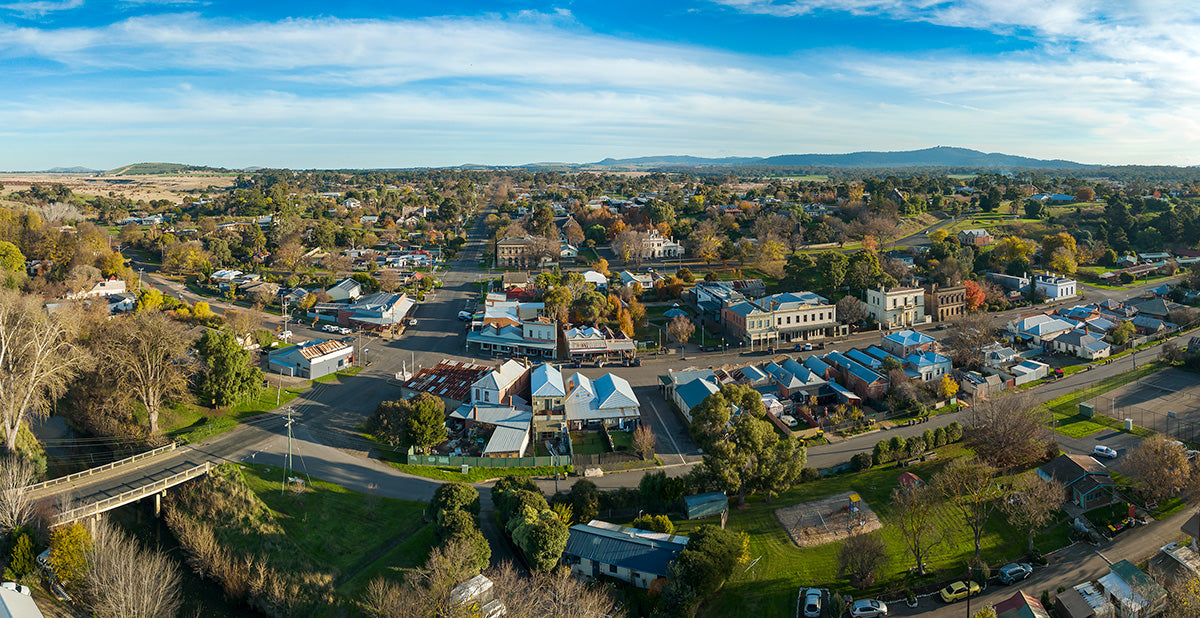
[
  {"left": 27, "top": 443, "right": 178, "bottom": 494},
  {"left": 53, "top": 461, "right": 212, "bottom": 526}
]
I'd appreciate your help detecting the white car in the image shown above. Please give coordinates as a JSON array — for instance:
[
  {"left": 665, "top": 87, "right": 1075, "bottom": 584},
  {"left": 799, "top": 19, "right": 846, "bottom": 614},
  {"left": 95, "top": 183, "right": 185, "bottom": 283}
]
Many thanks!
[
  {"left": 322, "top": 324, "right": 336, "bottom": 332},
  {"left": 803, "top": 589, "right": 822, "bottom": 618},
  {"left": 850, "top": 598, "right": 888, "bottom": 617},
  {"left": 1, "top": 582, "right": 31, "bottom": 596},
  {"left": 457, "top": 310, "right": 472, "bottom": 321},
  {"left": 1093, "top": 445, "right": 1118, "bottom": 459},
  {"left": 339, "top": 327, "right": 352, "bottom": 335}
]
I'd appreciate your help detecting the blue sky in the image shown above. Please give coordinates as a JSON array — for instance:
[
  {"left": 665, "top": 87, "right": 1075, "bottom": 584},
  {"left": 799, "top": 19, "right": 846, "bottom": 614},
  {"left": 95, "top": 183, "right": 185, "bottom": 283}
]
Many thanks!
[{"left": 1, "top": 0, "right": 1198, "bottom": 169}]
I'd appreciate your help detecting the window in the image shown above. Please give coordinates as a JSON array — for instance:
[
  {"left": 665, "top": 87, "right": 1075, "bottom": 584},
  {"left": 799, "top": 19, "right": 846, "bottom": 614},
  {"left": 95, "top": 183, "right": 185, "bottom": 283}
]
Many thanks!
[
  {"left": 608, "top": 563, "right": 618, "bottom": 574},
  {"left": 484, "top": 391, "right": 490, "bottom": 402}
]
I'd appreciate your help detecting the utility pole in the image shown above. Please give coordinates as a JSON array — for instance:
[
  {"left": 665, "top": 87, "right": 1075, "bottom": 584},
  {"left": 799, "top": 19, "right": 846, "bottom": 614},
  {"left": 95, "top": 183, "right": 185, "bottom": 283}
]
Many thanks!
[{"left": 281, "top": 407, "right": 294, "bottom": 496}]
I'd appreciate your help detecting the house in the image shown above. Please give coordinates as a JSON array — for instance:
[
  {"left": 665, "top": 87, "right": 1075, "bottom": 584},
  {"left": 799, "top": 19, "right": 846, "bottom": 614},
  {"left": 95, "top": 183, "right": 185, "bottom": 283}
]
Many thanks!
[
  {"left": 400, "top": 360, "right": 492, "bottom": 411},
  {"left": 639, "top": 229, "right": 683, "bottom": 259},
  {"left": 1037, "top": 454, "right": 1116, "bottom": 510},
  {"left": 1097, "top": 560, "right": 1166, "bottom": 617},
  {"left": 210, "top": 269, "right": 243, "bottom": 282},
  {"left": 470, "top": 360, "right": 530, "bottom": 406},
  {"left": 1054, "top": 582, "right": 1114, "bottom": 618},
  {"left": 449, "top": 404, "right": 532, "bottom": 458},
  {"left": 501, "top": 271, "right": 529, "bottom": 290},
  {"left": 496, "top": 235, "right": 559, "bottom": 268},
  {"left": 1115, "top": 255, "right": 1140, "bottom": 268},
  {"left": 763, "top": 359, "right": 827, "bottom": 399},
  {"left": 1035, "top": 274, "right": 1078, "bottom": 300},
  {"left": 988, "top": 272, "right": 1032, "bottom": 294},
  {"left": 67, "top": 278, "right": 127, "bottom": 300},
  {"left": 267, "top": 339, "right": 354, "bottom": 379},
  {"left": 563, "top": 372, "right": 640, "bottom": 430},
  {"left": 1050, "top": 329, "right": 1112, "bottom": 360},
  {"left": 1131, "top": 315, "right": 1173, "bottom": 336},
  {"left": 1009, "top": 314, "right": 1078, "bottom": 346},
  {"left": 1139, "top": 252, "right": 1172, "bottom": 264},
  {"left": 468, "top": 317, "right": 558, "bottom": 359},
  {"left": 1148, "top": 542, "right": 1200, "bottom": 591},
  {"left": 665, "top": 369, "right": 720, "bottom": 420},
  {"left": 326, "top": 278, "right": 363, "bottom": 302},
  {"left": 562, "top": 520, "right": 689, "bottom": 590},
  {"left": 994, "top": 591, "right": 1052, "bottom": 618},
  {"left": 880, "top": 329, "right": 935, "bottom": 357},
  {"left": 530, "top": 363, "right": 568, "bottom": 437},
  {"left": 924, "top": 283, "right": 967, "bottom": 321},
  {"left": 617, "top": 270, "right": 655, "bottom": 292},
  {"left": 982, "top": 342, "right": 1018, "bottom": 368},
  {"left": 958, "top": 229, "right": 994, "bottom": 246},
  {"left": 336, "top": 292, "right": 414, "bottom": 330},
  {"left": 563, "top": 325, "right": 635, "bottom": 361},
  {"left": 722, "top": 291, "right": 845, "bottom": 348},
  {"left": 801, "top": 202, "right": 833, "bottom": 217},
  {"left": 1009, "top": 360, "right": 1050, "bottom": 386},
  {"left": 864, "top": 286, "right": 926, "bottom": 329},
  {"left": 905, "top": 351, "right": 953, "bottom": 382},
  {"left": 1130, "top": 297, "right": 1171, "bottom": 319},
  {"left": 959, "top": 370, "right": 1005, "bottom": 399},
  {"left": 359, "top": 215, "right": 379, "bottom": 225},
  {"left": 822, "top": 351, "right": 889, "bottom": 400},
  {"left": 1182, "top": 512, "right": 1200, "bottom": 552},
  {"left": 105, "top": 292, "right": 136, "bottom": 314},
  {"left": 582, "top": 270, "right": 608, "bottom": 291}
]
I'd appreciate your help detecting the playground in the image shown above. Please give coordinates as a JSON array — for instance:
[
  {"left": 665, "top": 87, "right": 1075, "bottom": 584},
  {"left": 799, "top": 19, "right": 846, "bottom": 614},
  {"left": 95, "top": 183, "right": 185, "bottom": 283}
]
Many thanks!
[{"left": 774, "top": 491, "right": 881, "bottom": 547}]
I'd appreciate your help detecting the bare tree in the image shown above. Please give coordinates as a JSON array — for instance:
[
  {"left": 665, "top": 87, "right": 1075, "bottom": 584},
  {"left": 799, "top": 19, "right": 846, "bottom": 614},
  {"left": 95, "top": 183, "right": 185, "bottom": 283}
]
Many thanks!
[
  {"left": 837, "top": 531, "right": 889, "bottom": 588},
  {"left": 632, "top": 424, "right": 656, "bottom": 461},
  {"left": 0, "top": 455, "right": 37, "bottom": 532},
  {"left": 968, "top": 393, "right": 1050, "bottom": 468},
  {"left": 105, "top": 311, "right": 192, "bottom": 434},
  {"left": 667, "top": 315, "right": 695, "bottom": 349},
  {"left": 892, "top": 484, "right": 944, "bottom": 575},
  {"left": 613, "top": 229, "right": 646, "bottom": 265},
  {"left": 1001, "top": 473, "right": 1064, "bottom": 553},
  {"left": 835, "top": 295, "right": 867, "bottom": 325},
  {"left": 934, "top": 458, "right": 1003, "bottom": 561},
  {"left": 489, "top": 562, "right": 622, "bottom": 618},
  {"left": 85, "top": 519, "right": 182, "bottom": 618},
  {"left": 689, "top": 220, "right": 722, "bottom": 265},
  {"left": 224, "top": 309, "right": 262, "bottom": 341},
  {"left": 943, "top": 312, "right": 998, "bottom": 368},
  {"left": 1129, "top": 434, "right": 1190, "bottom": 505},
  {"left": 0, "top": 291, "right": 91, "bottom": 452}
]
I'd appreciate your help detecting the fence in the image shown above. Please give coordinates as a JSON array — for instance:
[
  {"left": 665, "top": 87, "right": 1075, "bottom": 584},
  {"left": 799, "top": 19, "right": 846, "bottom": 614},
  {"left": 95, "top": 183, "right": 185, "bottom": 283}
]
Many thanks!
[
  {"left": 572, "top": 451, "right": 643, "bottom": 468},
  {"left": 1092, "top": 393, "right": 1200, "bottom": 444},
  {"left": 26, "top": 443, "right": 177, "bottom": 494},
  {"left": 406, "top": 454, "right": 571, "bottom": 468}
]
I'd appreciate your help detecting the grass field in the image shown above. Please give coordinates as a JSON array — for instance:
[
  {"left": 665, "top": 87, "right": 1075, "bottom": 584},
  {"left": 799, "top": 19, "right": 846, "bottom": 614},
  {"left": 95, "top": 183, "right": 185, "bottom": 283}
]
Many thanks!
[
  {"left": 645, "top": 443, "right": 1072, "bottom": 617},
  {"left": 570, "top": 431, "right": 611, "bottom": 455}
]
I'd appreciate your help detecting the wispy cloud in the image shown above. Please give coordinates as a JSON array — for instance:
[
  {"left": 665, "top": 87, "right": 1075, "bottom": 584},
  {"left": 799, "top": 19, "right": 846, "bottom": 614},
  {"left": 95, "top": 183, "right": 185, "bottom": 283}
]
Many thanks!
[{"left": 0, "top": 0, "right": 82, "bottom": 18}]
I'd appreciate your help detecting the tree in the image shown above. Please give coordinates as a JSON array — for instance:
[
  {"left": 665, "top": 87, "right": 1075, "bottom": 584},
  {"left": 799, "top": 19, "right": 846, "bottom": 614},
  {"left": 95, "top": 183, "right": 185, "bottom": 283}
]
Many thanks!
[
  {"left": 1075, "top": 187, "right": 1095, "bottom": 202},
  {"left": 50, "top": 521, "right": 91, "bottom": 588},
  {"left": 0, "top": 241, "right": 25, "bottom": 289},
  {"left": 632, "top": 424, "right": 656, "bottom": 460},
  {"left": 817, "top": 251, "right": 849, "bottom": 291},
  {"left": 106, "top": 312, "right": 191, "bottom": 434},
  {"left": 943, "top": 312, "right": 998, "bottom": 368},
  {"left": 1129, "top": 434, "right": 1190, "bottom": 504},
  {"left": 892, "top": 484, "right": 943, "bottom": 575},
  {"left": 937, "top": 375, "right": 959, "bottom": 400},
  {"left": 835, "top": 295, "right": 867, "bottom": 324},
  {"left": 963, "top": 280, "right": 986, "bottom": 311},
  {"left": 1049, "top": 247, "right": 1078, "bottom": 275},
  {"left": 0, "top": 456, "right": 37, "bottom": 532},
  {"left": 968, "top": 393, "right": 1049, "bottom": 468},
  {"left": 507, "top": 505, "right": 569, "bottom": 572},
  {"left": 633, "top": 513, "right": 674, "bottom": 534},
  {"left": 837, "top": 532, "right": 889, "bottom": 588},
  {"left": 691, "top": 220, "right": 722, "bottom": 265},
  {"left": 195, "top": 329, "right": 263, "bottom": 408},
  {"left": 1023, "top": 200, "right": 1046, "bottom": 219},
  {"left": 5, "top": 528, "right": 34, "bottom": 579},
  {"left": 667, "top": 315, "right": 694, "bottom": 349},
  {"left": 84, "top": 520, "right": 182, "bottom": 618},
  {"left": 428, "top": 482, "right": 480, "bottom": 520},
  {"left": 0, "top": 290, "right": 91, "bottom": 452},
  {"left": 659, "top": 524, "right": 746, "bottom": 615},
  {"left": 567, "top": 479, "right": 599, "bottom": 523},
  {"left": 1164, "top": 576, "right": 1200, "bottom": 618},
  {"left": 1110, "top": 320, "right": 1136, "bottom": 346},
  {"left": 934, "top": 458, "right": 1002, "bottom": 560},
  {"left": 404, "top": 393, "right": 448, "bottom": 454},
  {"left": 1001, "top": 473, "right": 1064, "bottom": 553}
]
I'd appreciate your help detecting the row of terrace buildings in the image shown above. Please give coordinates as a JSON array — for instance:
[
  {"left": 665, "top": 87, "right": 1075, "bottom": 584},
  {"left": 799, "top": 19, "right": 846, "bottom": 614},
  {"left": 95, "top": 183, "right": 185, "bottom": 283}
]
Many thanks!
[{"left": 465, "top": 293, "right": 635, "bottom": 361}]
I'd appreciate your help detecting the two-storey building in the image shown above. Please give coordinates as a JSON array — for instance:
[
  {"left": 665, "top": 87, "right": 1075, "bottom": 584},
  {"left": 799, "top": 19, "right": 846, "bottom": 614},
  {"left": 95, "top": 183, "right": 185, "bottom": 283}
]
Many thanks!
[
  {"left": 864, "top": 286, "right": 927, "bottom": 329},
  {"left": 923, "top": 283, "right": 967, "bottom": 321}
]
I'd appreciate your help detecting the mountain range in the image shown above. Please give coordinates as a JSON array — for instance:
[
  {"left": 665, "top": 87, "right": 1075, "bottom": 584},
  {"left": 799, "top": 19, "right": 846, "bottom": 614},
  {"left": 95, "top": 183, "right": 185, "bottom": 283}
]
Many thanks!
[{"left": 586, "top": 147, "right": 1094, "bottom": 170}]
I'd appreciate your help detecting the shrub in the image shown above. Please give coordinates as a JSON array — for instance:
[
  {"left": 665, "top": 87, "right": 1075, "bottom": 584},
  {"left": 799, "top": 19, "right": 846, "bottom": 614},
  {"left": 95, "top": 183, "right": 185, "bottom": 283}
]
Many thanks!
[
  {"left": 946, "top": 421, "right": 963, "bottom": 443},
  {"left": 851, "top": 452, "right": 874, "bottom": 472},
  {"left": 906, "top": 436, "right": 926, "bottom": 459},
  {"left": 633, "top": 514, "right": 674, "bottom": 534},
  {"left": 5, "top": 529, "right": 35, "bottom": 579},
  {"left": 428, "top": 482, "right": 480, "bottom": 520},
  {"left": 923, "top": 428, "right": 936, "bottom": 452},
  {"left": 800, "top": 467, "right": 820, "bottom": 483},
  {"left": 873, "top": 440, "right": 893, "bottom": 465},
  {"left": 889, "top": 435, "right": 908, "bottom": 458},
  {"left": 934, "top": 426, "right": 947, "bottom": 447}
]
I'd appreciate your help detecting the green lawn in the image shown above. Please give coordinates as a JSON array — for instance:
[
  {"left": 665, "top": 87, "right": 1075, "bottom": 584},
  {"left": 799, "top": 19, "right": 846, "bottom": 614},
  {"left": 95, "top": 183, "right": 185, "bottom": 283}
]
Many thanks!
[
  {"left": 610, "top": 430, "right": 635, "bottom": 452},
  {"left": 571, "top": 431, "right": 611, "bottom": 455},
  {"left": 164, "top": 368, "right": 362, "bottom": 443},
  {"left": 382, "top": 462, "right": 571, "bottom": 483},
  {"left": 655, "top": 445, "right": 1073, "bottom": 617}
]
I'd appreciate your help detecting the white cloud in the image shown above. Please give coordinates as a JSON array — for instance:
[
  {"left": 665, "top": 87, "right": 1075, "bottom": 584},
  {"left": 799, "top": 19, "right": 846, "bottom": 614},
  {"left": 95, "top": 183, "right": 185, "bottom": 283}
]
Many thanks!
[{"left": 0, "top": 0, "right": 82, "bottom": 18}]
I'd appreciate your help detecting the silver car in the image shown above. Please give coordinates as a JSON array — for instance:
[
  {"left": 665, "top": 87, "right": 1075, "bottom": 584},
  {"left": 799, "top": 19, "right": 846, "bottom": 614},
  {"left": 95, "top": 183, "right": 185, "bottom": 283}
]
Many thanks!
[
  {"left": 803, "top": 588, "right": 822, "bottom": 618},
  {"left": 850, "top": 599, "right": 888, "bottom": 617}
]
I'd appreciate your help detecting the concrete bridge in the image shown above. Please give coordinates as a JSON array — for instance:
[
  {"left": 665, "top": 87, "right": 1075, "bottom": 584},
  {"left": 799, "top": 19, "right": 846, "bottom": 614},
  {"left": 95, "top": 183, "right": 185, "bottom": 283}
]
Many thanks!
[{"left": 27, "top": 442, "right": 219, "bottom": 527}]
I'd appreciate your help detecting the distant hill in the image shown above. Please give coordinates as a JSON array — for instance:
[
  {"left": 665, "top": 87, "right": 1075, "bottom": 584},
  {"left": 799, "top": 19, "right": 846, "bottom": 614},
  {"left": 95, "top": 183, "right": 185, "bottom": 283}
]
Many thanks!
[
  {"left": 45, "top": 166, "right": 101, "bottom": 174},
  {"left": 105, "top": 162, "right": 229, "bottom": 176},
  {"left": 587, "top": 147, "right": 1094, "bottom": 170}
]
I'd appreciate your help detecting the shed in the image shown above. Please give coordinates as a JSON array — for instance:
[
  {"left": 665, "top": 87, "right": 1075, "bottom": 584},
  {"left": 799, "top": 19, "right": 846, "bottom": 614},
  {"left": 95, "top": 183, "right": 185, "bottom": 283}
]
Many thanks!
[{"left": 684, "top": 492, "right": 729, "bottom": 520}]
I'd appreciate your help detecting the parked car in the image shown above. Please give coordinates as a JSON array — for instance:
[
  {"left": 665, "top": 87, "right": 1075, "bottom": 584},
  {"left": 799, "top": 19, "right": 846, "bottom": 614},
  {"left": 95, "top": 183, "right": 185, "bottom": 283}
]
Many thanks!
[
  {"left": 802, "top": 589, "right": 823, "bottom": 618},
  {"left": 1093, "top": 445, "right": 1118, "bottom": 459},
  {"left": 939, "top": 580, "right": 981, "bottom": 603},
  {"left": 457, "top": 310, "right": 472, "bottom": 320},
  {"left": 804, "top": 343, "right": 813, "bottom": 351},
  {"left": 407, "top": 318, "right": 418, "bottom": 326},
  {"left": 850, "top": 598, "right": 889, "bottom": 617},
  {"left": 793, "top": 343, "right": 805, "bottom": 351},
  {"left": 1, "top": 582, "right": 31, "bottom": 596},
  {"left": 997, "top": 562, "right": 1033, "bottom": 584}
]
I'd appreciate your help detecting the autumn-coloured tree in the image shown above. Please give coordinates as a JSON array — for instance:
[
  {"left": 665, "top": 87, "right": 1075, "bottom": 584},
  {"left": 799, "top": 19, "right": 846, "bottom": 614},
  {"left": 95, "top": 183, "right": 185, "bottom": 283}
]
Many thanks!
[
  {"left": 1129, "top": 434, "right": 1190, "bottom": 504},
  {"left": 938, "top": 375, "right": 959, "bottom": 400},
  {"left": 1075, "top": 187, "right": 1095, "bottom": 202},
  {"left": 618, "top": 309, "right": 634, "bottom": 337},
  {"left": 667, "top": 315, "right": 694, "bottom": 348},
  {"left": 963, "top": 280, "right": 986, "bottom": 310},
  {"left": 1041, "top": 232, "right": 1077, "bottom": 263}
]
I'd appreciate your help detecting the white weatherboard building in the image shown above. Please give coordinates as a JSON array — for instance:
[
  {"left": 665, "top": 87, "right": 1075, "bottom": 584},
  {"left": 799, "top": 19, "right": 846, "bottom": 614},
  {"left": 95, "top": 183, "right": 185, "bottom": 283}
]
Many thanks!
[
  {"left": 267, "top": 339, "right": 353, "bottom": 379},
  {"left": 1035, "top": 274, "right": 1077, "bottom": 300}
]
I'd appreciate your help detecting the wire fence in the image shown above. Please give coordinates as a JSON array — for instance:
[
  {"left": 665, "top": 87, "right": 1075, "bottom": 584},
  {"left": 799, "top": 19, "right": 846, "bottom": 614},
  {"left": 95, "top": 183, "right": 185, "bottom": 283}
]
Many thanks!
[{"left": 1092, "top": 384, "right": 1200, "bottom": 443}]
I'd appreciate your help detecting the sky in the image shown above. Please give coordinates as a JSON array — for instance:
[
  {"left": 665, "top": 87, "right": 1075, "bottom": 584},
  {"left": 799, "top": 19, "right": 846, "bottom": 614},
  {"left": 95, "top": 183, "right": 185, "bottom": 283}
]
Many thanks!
[{"left": 1, "top": 1, "right": 1199, "bottom": 169}]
